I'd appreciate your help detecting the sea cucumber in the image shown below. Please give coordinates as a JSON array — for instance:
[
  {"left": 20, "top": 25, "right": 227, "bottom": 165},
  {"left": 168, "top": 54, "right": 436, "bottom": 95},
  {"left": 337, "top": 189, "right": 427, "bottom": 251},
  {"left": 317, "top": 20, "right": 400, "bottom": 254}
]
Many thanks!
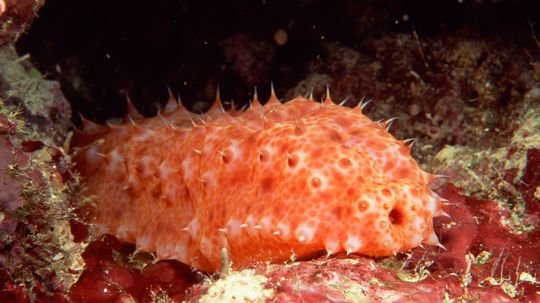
[{"left": 73, "top": 88, "right": 446, "bottom": 272}]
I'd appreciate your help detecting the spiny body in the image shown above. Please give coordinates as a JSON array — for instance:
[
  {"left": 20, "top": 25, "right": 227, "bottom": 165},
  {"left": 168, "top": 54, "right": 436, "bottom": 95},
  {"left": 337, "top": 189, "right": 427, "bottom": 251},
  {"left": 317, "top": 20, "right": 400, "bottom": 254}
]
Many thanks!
[{"left": 73, "top": 90, "right": 445, "bottom": 272}]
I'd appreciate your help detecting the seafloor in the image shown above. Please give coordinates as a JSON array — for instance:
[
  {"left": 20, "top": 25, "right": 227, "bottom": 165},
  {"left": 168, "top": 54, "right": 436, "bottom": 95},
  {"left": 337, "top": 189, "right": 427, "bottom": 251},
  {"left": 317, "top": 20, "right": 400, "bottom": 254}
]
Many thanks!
[{"left": 0, "top": 0, "right": 539, "bottom": 302}]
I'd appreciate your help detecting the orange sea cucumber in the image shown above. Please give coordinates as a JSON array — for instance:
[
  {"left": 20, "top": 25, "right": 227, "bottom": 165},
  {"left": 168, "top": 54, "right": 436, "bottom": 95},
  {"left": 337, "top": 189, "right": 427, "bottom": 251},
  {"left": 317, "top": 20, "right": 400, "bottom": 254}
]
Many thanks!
[{"left": 73, "top": 89, "right": 446, "bottom": 272}]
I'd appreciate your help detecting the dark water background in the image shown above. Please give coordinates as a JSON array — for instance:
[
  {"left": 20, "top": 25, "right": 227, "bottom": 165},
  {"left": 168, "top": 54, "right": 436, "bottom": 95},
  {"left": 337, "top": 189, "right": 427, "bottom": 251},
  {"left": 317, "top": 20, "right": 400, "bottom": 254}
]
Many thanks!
[{"left": 16, "top": 0, "right": 540, "bottom": 122}]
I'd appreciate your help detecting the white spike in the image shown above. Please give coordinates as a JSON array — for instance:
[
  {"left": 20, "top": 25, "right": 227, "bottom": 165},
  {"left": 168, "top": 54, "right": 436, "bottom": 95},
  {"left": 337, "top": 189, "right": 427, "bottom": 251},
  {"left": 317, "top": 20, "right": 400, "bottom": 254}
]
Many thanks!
[
  {"left": 252, "top": 86, "right": 258, "bottom": 103},
  {"left": 188, "top": 115, "right": 198, "bottom": 127},
  {"left": 403, "top": 138, "right": 416, "bottom": 146},
  {"left": 308, "top": 88, "right": 314, "bottom": 101},
  {"left": 177, "top": 92, "right": 183, "bottom": 104},
  {"left": 214, "top": 86, "right": 226, "bottom": 114},
  {"left": 435, "top": 209, "right": 451, "bottom": 218},
  {"left": 159, "top": 114, "right": 176, "bottom": 129},
  {"left": 240, "top": 102, "right": 250, "bottom": 111},
  {"left": 357, "top": 96, "right": 365, "bottom": 106},
  {"left": 385, "top": 117, "right": 399, "bottom": 131},
  {"left": 126, "top": 114, "right": 136, "bottom": 126},
  {"left": 253, "top": 225, "right": 261, "bottom": 230},
  {"left": 360, "top": 98, "right": 372, "bottom": 111},
  {"left": 442, "top": 201, "right": 454, "bottom": 207},
  {"left": 273, "top": 231, "right": 280, "bottom": 236},
  {"left": 197, "top": 115, "right": 209, "bottom": 126},
  {"left": 324, "top": 84, "right": 332, "bottom": 104},
  {"left": 124, "top": 95, "right": 144, "bottom": 121},
  {"left": 167, "top": 86, "right": 174, "bottom": 99},
  {"left": 240, "top": 223, "right": 247, "bottom": 228},
  {"left": 303, "top": 89, "right": 311, "bottom": 99},
  {"left": 425, "top": 231, "right": 442, "bottom": 247},
  {"left": 338, "top": 97, "right": 350, "bottom": 106},
  {"left": 216, "top": 85, "right": 221, "bottom": 101},
  {"left": 164, "top": 86, "right": 178, "bottom": 114},
  {"left": 428, "top": 189, "right": 444, "bottom": 200},
  {"left": 92, "top": 138, "right": 105, "bottom": 146},
  {"left": 218, "top": 99, "right": 226, "bottom": 114}
]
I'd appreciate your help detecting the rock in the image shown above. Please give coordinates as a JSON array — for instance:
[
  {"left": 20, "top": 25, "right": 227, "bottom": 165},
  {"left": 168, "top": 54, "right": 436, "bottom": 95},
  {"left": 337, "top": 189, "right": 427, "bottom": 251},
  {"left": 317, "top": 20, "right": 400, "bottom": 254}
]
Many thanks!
[
  {"left": 0, "top": 44, "right": 82, "bottom": 302},
  {"left": 0, "top": 0, "right": 44, "bottom": 45}
]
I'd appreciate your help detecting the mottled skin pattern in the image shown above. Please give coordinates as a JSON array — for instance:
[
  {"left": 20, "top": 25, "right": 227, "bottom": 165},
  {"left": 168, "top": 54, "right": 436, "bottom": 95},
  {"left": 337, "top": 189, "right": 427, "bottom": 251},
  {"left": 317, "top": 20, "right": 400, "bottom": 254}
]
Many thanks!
[{"left": 74, "top": 93, "right": 444, "bottom": 272}]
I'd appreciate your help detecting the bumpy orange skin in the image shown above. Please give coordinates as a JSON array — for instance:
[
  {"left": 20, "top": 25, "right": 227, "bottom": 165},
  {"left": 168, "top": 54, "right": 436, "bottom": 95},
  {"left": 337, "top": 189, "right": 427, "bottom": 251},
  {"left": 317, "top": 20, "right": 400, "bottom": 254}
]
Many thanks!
[{"left": 74, "top": 96, "right": 443, "bottom": 272}]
